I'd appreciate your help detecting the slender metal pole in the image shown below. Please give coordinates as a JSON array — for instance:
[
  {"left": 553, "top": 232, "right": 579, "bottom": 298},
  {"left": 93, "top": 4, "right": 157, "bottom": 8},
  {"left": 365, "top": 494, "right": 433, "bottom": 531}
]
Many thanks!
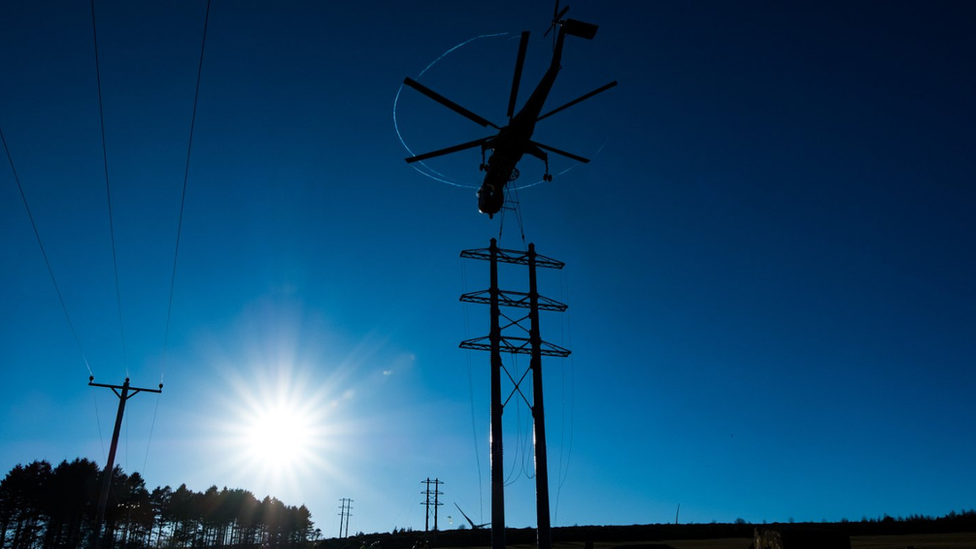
[
  {"left": 528, "top": 244, "right": 552, "bottom": 549},
  {"left": 424, "top": 478, "right": 431, "bottom": 536},
  {"left": 344, "top": 501, "right": 351, "bottom": 539},
  {"left": 433, "top": 478, "right": 440, "bottom": 532},
  {"left": 489, "top": 238, "right": 505, "bottom": 549}
]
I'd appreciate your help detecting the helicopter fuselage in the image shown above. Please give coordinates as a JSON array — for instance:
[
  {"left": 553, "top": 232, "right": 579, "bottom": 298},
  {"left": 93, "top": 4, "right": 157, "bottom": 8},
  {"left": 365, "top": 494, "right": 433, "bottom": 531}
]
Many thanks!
[{"left": 477, "top": 31, "right": 567, "bottom": 216}]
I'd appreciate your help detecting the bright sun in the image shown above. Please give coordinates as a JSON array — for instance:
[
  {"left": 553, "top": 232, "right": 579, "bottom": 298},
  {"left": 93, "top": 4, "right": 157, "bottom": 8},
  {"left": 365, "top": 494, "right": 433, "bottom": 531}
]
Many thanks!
[
  {"left": 215, "top": 363, "right": 341, "bottom": 498},
  {"left": 244, "top": 402, "right": 316, "bottom": 471},
  {"left": 205, "top": 310, "right": 368, "bottom": 502}
]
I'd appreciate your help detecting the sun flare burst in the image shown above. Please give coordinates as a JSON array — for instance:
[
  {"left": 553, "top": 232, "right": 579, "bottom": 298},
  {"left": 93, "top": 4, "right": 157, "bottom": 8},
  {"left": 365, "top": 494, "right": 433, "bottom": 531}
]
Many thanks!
[
  {"left": 200, "top": 304, "right": 403, "bottom": 510},
  {"left": 212, "top": 358, "right": 348, "bottom": 500}
]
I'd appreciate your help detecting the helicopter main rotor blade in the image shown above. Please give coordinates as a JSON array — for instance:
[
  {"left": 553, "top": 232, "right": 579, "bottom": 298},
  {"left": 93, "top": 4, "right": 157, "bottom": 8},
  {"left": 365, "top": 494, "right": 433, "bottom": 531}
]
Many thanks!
[
  {"left": 405, "top": 137, "right": 493, "bottom": 163},
  {"left": 507, "top": 31, "right": 530, "bottom": 120},
  {"left": 403, "top": 77, "right": 499, "bottom": 129},
  {"left": 536, "top": 80, "right": 618, "bottom": 122},
  {"left": 530, "top": 140, "right": 590, "bottom": 163}
]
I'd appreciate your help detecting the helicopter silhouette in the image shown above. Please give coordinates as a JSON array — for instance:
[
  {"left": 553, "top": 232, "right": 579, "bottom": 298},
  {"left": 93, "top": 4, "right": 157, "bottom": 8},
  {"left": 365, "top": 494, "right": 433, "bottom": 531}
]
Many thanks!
[{"left": 403, "top": 3, "right": 617, "bottom": 218}]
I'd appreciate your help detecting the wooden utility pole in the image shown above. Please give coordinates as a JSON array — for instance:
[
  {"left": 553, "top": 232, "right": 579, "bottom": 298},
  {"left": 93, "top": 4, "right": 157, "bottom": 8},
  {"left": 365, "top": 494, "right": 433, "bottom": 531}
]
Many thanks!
[{"left": 88, "top": 376, "right": 162, "bottom": 549}]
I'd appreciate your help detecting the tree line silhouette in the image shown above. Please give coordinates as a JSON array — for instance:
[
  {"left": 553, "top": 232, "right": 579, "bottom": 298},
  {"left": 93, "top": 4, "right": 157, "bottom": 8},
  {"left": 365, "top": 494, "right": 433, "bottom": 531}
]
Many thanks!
[{"left": 0, "top": 458, "right": 317, "bottom": 549}]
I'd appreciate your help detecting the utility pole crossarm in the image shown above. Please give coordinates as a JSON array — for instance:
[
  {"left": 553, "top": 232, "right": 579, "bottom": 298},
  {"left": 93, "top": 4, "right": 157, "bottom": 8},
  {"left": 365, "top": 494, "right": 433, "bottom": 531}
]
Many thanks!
[{"left": 89, "top": 376, "right": 163, "bottom": 396}]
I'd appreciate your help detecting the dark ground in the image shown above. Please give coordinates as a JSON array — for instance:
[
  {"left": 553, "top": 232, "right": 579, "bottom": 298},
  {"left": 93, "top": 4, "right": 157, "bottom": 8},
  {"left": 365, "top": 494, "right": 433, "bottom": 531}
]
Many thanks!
[{"left": 318, "top": 516, "right": 976, "bottom": 549}]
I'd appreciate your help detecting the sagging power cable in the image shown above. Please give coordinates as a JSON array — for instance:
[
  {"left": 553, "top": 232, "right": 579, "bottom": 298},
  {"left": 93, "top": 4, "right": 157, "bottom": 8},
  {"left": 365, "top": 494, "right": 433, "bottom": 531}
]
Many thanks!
[
  {"left": 144, "top": 0, "right": 212, "bottom": 476},
  {"left": 1, "top": 125, "right": 94, "bottom": 377},
  {"left": 160, "top": 0, "right": 212, "bottom": 385},
  {"left": 90, "top": 0, "right": 128, "bottom": 377}
]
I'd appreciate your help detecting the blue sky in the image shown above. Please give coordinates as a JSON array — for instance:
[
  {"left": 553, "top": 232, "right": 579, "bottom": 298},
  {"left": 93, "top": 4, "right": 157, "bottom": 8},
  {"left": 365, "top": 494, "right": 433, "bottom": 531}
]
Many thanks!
[{"left": 2, "top": 0, "right": 974, "bottom": 535}]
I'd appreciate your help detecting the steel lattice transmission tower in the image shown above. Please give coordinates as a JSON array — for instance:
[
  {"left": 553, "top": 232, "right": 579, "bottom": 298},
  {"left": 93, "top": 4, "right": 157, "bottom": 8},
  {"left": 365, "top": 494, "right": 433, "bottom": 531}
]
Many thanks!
[
  {"left": 421, "top": 477, "right": 444, "bottom": 537},
  {"left": 459, "top": 238, "right": 570, "bottom": 549},
  {"left": 338, "top": 498, "right": 353, "bottom": 538}
]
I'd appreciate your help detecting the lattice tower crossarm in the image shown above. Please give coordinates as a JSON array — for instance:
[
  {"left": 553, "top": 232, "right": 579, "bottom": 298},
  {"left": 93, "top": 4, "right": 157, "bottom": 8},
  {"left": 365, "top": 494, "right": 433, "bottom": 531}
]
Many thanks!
[
  {"left": 460, "top": 245, "right": 565, "bottom": 269},
  {"left": 459, "top": 336, "right": 570, "bottom": 357},
  {"left": 460, "top": 289, "right": 568, "bottom": 311}
]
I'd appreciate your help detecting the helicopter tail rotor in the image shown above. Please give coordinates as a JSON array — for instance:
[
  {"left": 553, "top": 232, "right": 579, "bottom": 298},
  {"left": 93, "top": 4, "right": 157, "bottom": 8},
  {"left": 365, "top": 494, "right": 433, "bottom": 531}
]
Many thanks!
[{"left": 543, "top": 1, "right": 571, "bottom": 41}]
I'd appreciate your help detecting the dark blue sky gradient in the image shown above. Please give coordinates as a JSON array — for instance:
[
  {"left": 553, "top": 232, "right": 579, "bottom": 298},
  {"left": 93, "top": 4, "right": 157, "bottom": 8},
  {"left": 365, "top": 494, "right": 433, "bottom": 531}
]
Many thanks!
[{"left": 2, "top": 0, "right": 974, "bottom": 532}]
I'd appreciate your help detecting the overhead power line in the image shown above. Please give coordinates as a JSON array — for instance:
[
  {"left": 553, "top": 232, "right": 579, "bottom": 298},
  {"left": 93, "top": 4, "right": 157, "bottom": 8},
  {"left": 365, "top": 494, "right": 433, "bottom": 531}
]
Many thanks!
[
  {"left": 161, "top": 0, "right": 213, "bottom": 384},
  {"left": 90, "top": 0, "right": 128, "bottom": 377},
  {"left": 1, "top": 124, "right": 94, "bottom": 377},
  {"left": 3, "top": 0, "right": 213, "bottom": 387}
]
